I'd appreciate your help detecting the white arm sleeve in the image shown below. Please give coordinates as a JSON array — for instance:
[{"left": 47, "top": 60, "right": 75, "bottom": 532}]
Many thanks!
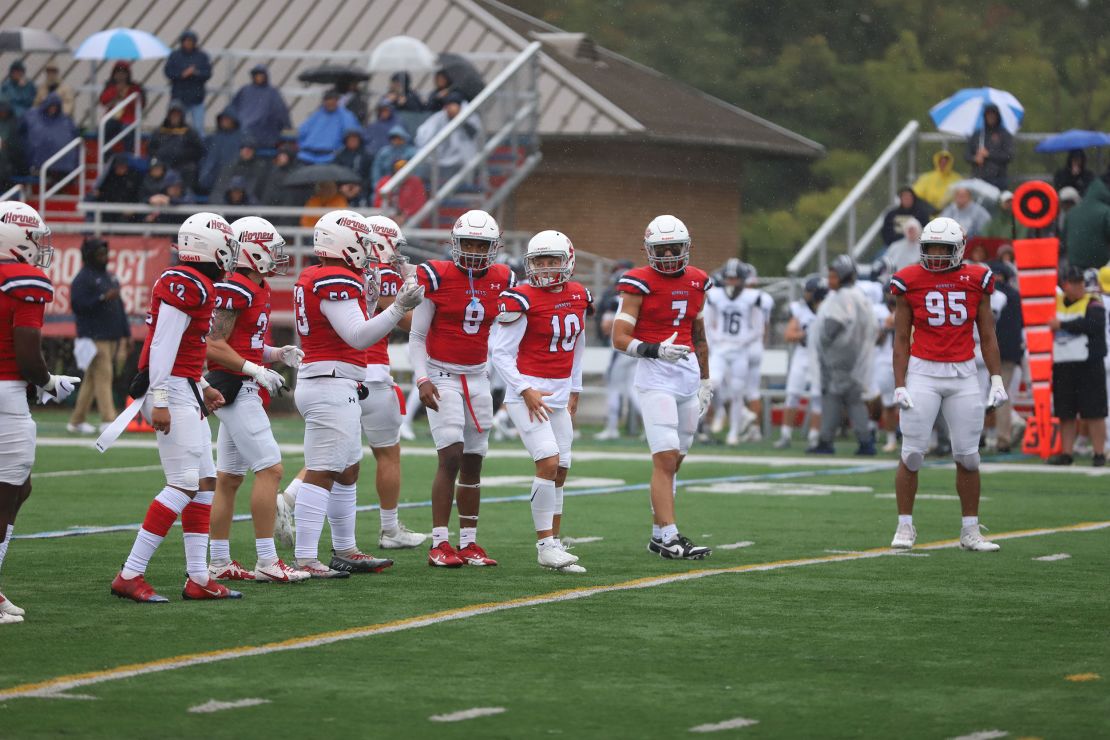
[
  {"left": 319, "top": 298, "right": 404, "bottom": 351},
  {"left": 570, "top": 331, "right": 586, "bottom": 392},
  {"left": 148, "top": 303, "right": 191, "bottom": 393},
  {"left": 408, "top": 299, "right": 435, "bottom": 380},
  {"left": 490, "top": 318, "right": 529, "bottom": 395},
  {"left": 262, "top": 344, "right": 280, "bottom": 363}
]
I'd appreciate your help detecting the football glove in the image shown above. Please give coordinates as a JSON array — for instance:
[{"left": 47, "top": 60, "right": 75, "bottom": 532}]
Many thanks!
[
  {"left": 697, "top": 378, "right": 713, "bottom": 418},
  {"left": 277, "top": 345, "right": 304, "bottom": 368},
  {"left": 394, "top": 281, "right": 424, "bottom": 311},
  {"left": 242, "top": 361, "right": 285, "bottom": 394},
  {"left": 38, "top": 374, "right": 81, "bottom": 404},
  {"left": 658, "top": 331, "right": 691, "bottom": 363},
  {"left": 893, "top": 386, "right": 914, "bottom": 410},
  {"left": 986, "top": 374, "right": 1008, "bottom": 408}
]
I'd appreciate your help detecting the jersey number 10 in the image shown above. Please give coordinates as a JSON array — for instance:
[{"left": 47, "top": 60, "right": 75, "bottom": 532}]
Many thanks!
[
  {"left": 549, "top": 313, "right": 582, "bottom": 352},
  {"left": 924, "top": 290, "right": 967, "bottom": 327}
]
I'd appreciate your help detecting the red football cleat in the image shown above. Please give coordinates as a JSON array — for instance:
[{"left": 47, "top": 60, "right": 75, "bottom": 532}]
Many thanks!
[
  {"left": 111, "top": 572, "right": 169, "bottom": 603},
  {"left": 208, "top": 559, "right": 256, "bottom": 581},
  {"left": 182, "top": 576, "right": 243, "bottom": 600},
  {"left": 457, "top": 542, "right": 498, "bottom": 566},
  {"left": 427, "top": 541, "right": 465, "bottom": 568}
]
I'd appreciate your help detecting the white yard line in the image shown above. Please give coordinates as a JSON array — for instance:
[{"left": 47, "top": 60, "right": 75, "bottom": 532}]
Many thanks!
[
  {"left": 690, "top": 717, "right": 760, "bottom": 732},
  {"left": 429, "top": 707, "right": 507, "bottom": 722},
  {"left": 1033, "top": 553, "right": 1071, "bottom": 561},
  {"left": 36, "top": 464, "right": 164, "bottom": 478},
  {"left": 2, "top": 520, "right": 1106, "bottom": 703},
  {"left": 717, "top": 541, "right": 755, "bottom": 550},
  {"left": 187, "top": 698, "right": 271, "bottom": 714},
  {"left": 949, "top": 731, "right": 1008, "bottom": 740}
]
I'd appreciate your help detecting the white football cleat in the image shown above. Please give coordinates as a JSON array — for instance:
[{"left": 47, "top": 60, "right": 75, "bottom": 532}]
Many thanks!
[
  {"left": 66, "top": 421, "right": 95, "bottom": 434},
  {"left": 557, "top": 562, "right": 587, "bottom": 574},
  {"left": 891, "top": 522, "right": 916, "bottom": 549},
  {"left": 0, "top": 592, "right": 24, "bottom": 617},
  {"left": 959, "top": 525, "right": 1000, "bottom": 552},
  {"left": 379, "top": 524, "right": 428, "bottom": 549},
  {"left": 254, "top": 558, "right": 310, "bottom": 583},
  {"left": 725, "top": 432, "right": 741, "bottom": 446},
  {"left": 593, "top": 428, "right": 619, "bottom": 441},
  {"left": 881, "top": 439, "right": 899, "bottom": 453},
  {"left": 274, "top": 488, "right": 297, "bottom": 548},
  {"left": 0, "top": 612, "right": 23, "bottom": 625},
  {"left": 710, "top": 413, "right": 727, "bottom": 435},
  {"left": 398, "top": 423, "right": 416, "bottom": 441},
  {"left": 537, "top": 543, "right": 578, "bottom": 570}
]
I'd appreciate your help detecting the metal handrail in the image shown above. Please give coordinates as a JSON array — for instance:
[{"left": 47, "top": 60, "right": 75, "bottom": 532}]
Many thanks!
[
  {"left": 97, "top": 91, "right": 142, "bottom": 177},
  {"left": 787, "top": 120, "right": 920, "bottom": 276},
  {"left": 379, "top": 41, "right": 542, "bottom": 198},
  {"left": 38, "top": 137, "right": 86, "bottom": 214},
  {"left": 0, "top": 184, "right": 21, "bottom": 201}
]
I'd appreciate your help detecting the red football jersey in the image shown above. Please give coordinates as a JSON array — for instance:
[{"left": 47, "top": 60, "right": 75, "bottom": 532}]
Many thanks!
[
  {"left": 0, "top": 262, "right": 53, "bottom": 381},
  {"left": 294, "top": 264, "right": 367, "bottom": 366},
  {"left": 889, "top": 262, "right": 994, "bottom": 363},
  {"left": 212, "top": 271, "right": 271, "bottom": 376},
  {"left": 498, "top": 282, "right": 592, "bottom": 379},
  {"left": 138, "top": 266, "right": 217, "bottom": 380},
  {"left": 616, "top": 265, "right": 712, "bottom": 346},
  {"left": 365, "top": 267, "right": 403, "bottom": 367},
  {"left": 417, "top": 260, "right": 516, "bottom": 365}
]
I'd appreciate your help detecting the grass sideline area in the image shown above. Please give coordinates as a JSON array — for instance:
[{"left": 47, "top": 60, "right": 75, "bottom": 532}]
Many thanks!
[{"left": 0, "top": 411, "right": 1106, "bottom": 738}]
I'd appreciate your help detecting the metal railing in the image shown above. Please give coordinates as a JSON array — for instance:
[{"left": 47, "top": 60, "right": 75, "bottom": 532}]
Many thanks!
[
  {"left": 0, "top": 184, "right": 22, "bottom": 201},
  {"left": 97, "top": 91, "right": 143, "bottom": 178},
  {"left": 38, "top": 137, "right": 86, "bottom": 215},
  {"left": 379, "top": 41, "right": 542, "bottom": 228}
]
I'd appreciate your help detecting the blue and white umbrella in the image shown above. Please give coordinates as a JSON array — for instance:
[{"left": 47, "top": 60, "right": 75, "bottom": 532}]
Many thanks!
[
  {"left": 929, "top": 87, "right": 1024, "bottom": 137},
  {"left": 73, "top": 28, "right": 170, "bottom": 60}
]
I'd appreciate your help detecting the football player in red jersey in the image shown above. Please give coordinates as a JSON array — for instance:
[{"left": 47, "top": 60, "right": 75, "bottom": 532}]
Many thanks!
[
  {"left": 410, "top": 209, "right": 516, "bottom": 567},
  {"left": 888, "top": 216, "right": 1008, "bottom": 552},
  {"left": 110, "top": 213, "right": 241, "bottom": 603},
  {"left": 0, "top": 202, "right": 78, "bottom": 623},
  {"left": 491, "top": 231, "right": 591, "bottom": 573},
  {"left": 612, "top": 215, "right": 714, "bottom": 560},
  {"left": 292, "top": 210, "right": 422, "bottom": 578},
  {"left": 204, "top": 217, "right": 309, "bottom": 584}
]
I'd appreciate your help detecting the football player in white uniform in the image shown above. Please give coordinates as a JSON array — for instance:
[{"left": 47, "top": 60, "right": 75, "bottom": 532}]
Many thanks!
[
  {"left": 705, "top": 259, "right": 760, "bottom": 445},
  {"left": 594, "top": 262, "right": 639, "bottom": 440},
  {"left": 737, "top": 262, "right": 773, "bottom": 440},
  {"left": 775, "top": 276, "right": 826, "bottom": 449}
]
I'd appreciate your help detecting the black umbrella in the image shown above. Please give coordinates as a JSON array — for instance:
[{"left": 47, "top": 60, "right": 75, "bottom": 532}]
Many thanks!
[
  {"left": 298, "top": 65, "right": 370, "bottom": 85},
  {"left": 437, "top": 53, "right": 485, "bottom": 100},
  {"left": 282, "top": 164, "right": 363, "bottom": 187},
  {"left": 0, "top": 27, "right": 69, "bottom": 52}
]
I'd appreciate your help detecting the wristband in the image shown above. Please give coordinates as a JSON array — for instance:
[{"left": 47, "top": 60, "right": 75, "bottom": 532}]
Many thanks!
[
  {"left": 629, "top": 339, "right": 660, "bottom": 359},
  {"left": 151, "top": 388, "right": 170, "bottom": 407},
  {"left": 241, "top": 360, "right": 262, "bottom": 378},
  {"left": 197, "top": 377, "right": 210, "bottom": 390},
  {"left": 416, "top": 376, "right": 430, "bottom": 387}
]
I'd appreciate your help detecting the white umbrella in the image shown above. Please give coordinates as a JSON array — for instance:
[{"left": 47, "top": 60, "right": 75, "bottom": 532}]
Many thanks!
[
  {"left": 0, "top": 27, "right": 69, "bottom": 52},
  {"left": 74, "top": 28, "right": 170, "bottom": 60},
  {"left": 368, "top": 35, "right": 437, "bottom": 72}
]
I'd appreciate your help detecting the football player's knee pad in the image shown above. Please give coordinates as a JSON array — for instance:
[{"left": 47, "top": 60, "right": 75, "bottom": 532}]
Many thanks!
[
  {"left": 953, "top": 451, "right": 980, "bottom": 471},
  {"left": 166, "top": 466, "right": 200, "bottom": 491},
  {"left": 900, "top": 449, "right": 924, "bottom": 472}
]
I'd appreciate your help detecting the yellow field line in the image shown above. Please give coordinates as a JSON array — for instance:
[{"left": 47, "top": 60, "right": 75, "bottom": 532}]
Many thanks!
[{"left": 3, "top": 519, "right": 1107, "bottom": 701}]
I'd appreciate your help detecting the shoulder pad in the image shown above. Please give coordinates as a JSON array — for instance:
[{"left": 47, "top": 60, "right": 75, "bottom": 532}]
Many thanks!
[
  {"left": 215, "top": 278, "right": 255, "bottom": 311},
  {"left": 417, "top": 262, "right": 443, "bottom": 292},
  {"left": 158, "top": 268, "right": 211, "bottom": 309},
  {"left": 0, "top": 266, "right": 54, "bottom": 304},
  {"left": 617, "top": 273, "right": 651, "bottom": 295},
  {"left": 889, "top": 274, "right": 909, "bottom": 296},
  {"left": 499, "top": 288, "right": 531, "bottom": 313},
  {"left": 377, "top": 268, "right": 402, "bottom": 297},
  {"left": 312, "top": 269, "right": 365, "bottom": 301},
  {"left": 497, "top": 310, "right": 523, "bottom": 323}
]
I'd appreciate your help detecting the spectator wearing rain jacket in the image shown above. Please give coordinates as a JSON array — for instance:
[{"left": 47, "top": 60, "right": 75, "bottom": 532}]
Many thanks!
[
  {"left": 414, "top": 93, "right": 480, "bottom": 184},
  {"left": 163, "top": 30, "right": 212, "bottom": 133},
  {"left": 297, "top": 90, "right": 360, "bottom": 164},
  {"left": 1053, "top": 149, "right": 1095, "bottom": 197},
  {"left": 334, "top": 129, "right": 373, "bottom": 188},
  {"left": 912, "top": 150, "right": 961, "bottom": 210},
  {"left": 32, "top": 64, "right": 75, "bottom": 118},
  {"left": 363, "top": 102, "right": 400, "bottom": 159},
  {"left": 374, "top": 158, "right": 427, "bottom": 221},
  {"left": 940, "top": 186, "right": 992, "bottom": 238},
  {"left": 1064, "top": 176, "right": 1110, "bottom": 270},
  {"left": 0, "top": 99, "right": 26, "bottom": 176},
  {"left": 880, "top": 186, "right": 934, "bottom": 246},
  {"left": 1, "top": 61, "right": 36, "bottom": 118},
  {"left": 94, "top": 154, "right": 143, "bottom": 222},
  {"left": 966, "top": 104, "right": 1014, "bottom": 189},
  {"left": 211, "top": 135, "right": 270, "bottom": 204},
  {"left": 198, "top": 108, "right": 242, "bottom": 194},
  {"left": 22, "top": 93, "right": 78, "bottom": 174},
  {"left": 230, "top": 65, "right": 291, "bottom": 150},
  {"left": 99, "top": 62, "right": 145, "bottom": 145},
  {"left": 425, "top": 69, "right": 454, "bottom": 113},
  {"left": 370, "top": 125, "right": 415, "bottom": 187},
  {"left": 380, "top": 72, "right": 423, "bottom": 112},
  {"left": 148, "top": 100, "right": 204, "bottom": 191}
]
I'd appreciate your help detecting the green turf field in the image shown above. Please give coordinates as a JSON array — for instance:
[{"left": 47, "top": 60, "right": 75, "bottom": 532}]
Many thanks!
[{"left": 0, "top": 411, "right": 1107, "bottom": 739}]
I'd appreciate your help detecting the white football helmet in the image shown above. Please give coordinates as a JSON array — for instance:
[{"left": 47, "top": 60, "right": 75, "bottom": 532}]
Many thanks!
[
  {"left": 366, "top": 214, "right": 408, "bottom": 268},
  {"left": 919, "top": 216, "right": 966, "bottom": 272},
  {"left": 644, "top": 214, "right": 690, "bottom": 274},
  {"left": 314, "top": 210, "right": 372, "bottom": 270},
  {"left": 0, "top": 201, "right": 53, "bottom": 268},
  {"left": 176, "top": 212, "right": 238, "bottom": 272},
  {"left": 231, "top": 216, "right": 288, "bottom": 275},
  {"left": 450, "top": 209, "right": 501, "bottom": 272},
  {"left": 525, "top": 230, "right": 574, "bottom": 287}
]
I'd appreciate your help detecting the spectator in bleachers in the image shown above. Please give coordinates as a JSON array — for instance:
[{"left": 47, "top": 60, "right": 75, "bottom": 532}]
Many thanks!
[
  {"left": 149, "top": 100, "right": 204, "bottom": 191},
  {"left": 300, "top": 179, "right": 347, "bottom": 228},
  {"left": 0, "top": 99, "right": 26, "bottom": 177},
  {"left": 138, "top": 158, "right": 170, "bottom": 203},
  {"left": 334, "top": 129, "right": 372, "bottom": 188},
  {"left": 32, "top": 64, "right": 75, "bottom": 118},
  {"left": 370, "top": 125, "right": 414, "bottom": 187},
  {"left": 333, "top": 78, "right": 367, "bottom": 124},
  {"left": 940, "top": 186, "right": 991, "bottom": 238},
  {"left": 363, "top": 102, "right": 400, "bottom": 159},
  {"left": 221, "top": 175, "right": 252, "bottom": 207},
  {"left": 373, "top": 158, "right": 426, "bottom": 221},
  {"left": 425, "top": 69, "right": 454, "bottom": 113},
  {"left": 198, "top": 108, "right": 242, "bottom": 195},
  {"left": 414, "top": 93, "right": 480, "bottom": 184},
  {"left": 22, "top": 93, "right": 77, "bottom": 175},
  {"left": 163, "top": 30, "right": 212, "bottom": 134},
  {"left": 0, "top": 139, "right": 10, "bottom": 192},
  {"left": 1057, "top": 186, "right": 1081, "bottom": 238},
  {"left": 99, "top": 62, "right": 145, "bottom": 145},
  {"left": 297, "top": 90, "right": 360, "bottom": 164},
  {"left": 984, "top": 190, "right": 1017, "bottom": 239},
  {"left": 882, "top": 217, "right": 922, "bottom": 271},
  {"left": 339, "top": 180, "right": 364, "bottom": 208},
  {"left": 1064, "top": 176, "right": 1110, "bottom": 270},
  {"left": 145, "top": 170, "right": 193, "bottom": 224},
  {"left": 93, "top": 154, "right": 143, "bottom": 222},
  {"left": 211, "top": 136, "right": 270, "bottom": 205},
  {"left": 966, "top": 104, "right": 1013, "bottom": 189},
  {"left": 912, "top": 149, "right": 961, "bottom": 210},
  {"left": 230, "top": 65, "right": 291, "bottom": 150},
  {"left": 1053, "top": 149, "right": 1094, "bottom": 197},
  {"left": 260, "top": 147, "right": 303, "bottom": 210},
  {"left": 881, "top": 186, "right": 933, "bottom": 246},
  {"left": 380, "top": 72, "right": 423, "bottom": 112},
  {"left": 1, "top": 61, "right": 35, "bottom": 118}
]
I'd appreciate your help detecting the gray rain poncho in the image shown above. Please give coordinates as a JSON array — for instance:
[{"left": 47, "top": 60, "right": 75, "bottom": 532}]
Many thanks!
[{"left": 810, "top": 283, "right": 878, "bottom": 395}]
